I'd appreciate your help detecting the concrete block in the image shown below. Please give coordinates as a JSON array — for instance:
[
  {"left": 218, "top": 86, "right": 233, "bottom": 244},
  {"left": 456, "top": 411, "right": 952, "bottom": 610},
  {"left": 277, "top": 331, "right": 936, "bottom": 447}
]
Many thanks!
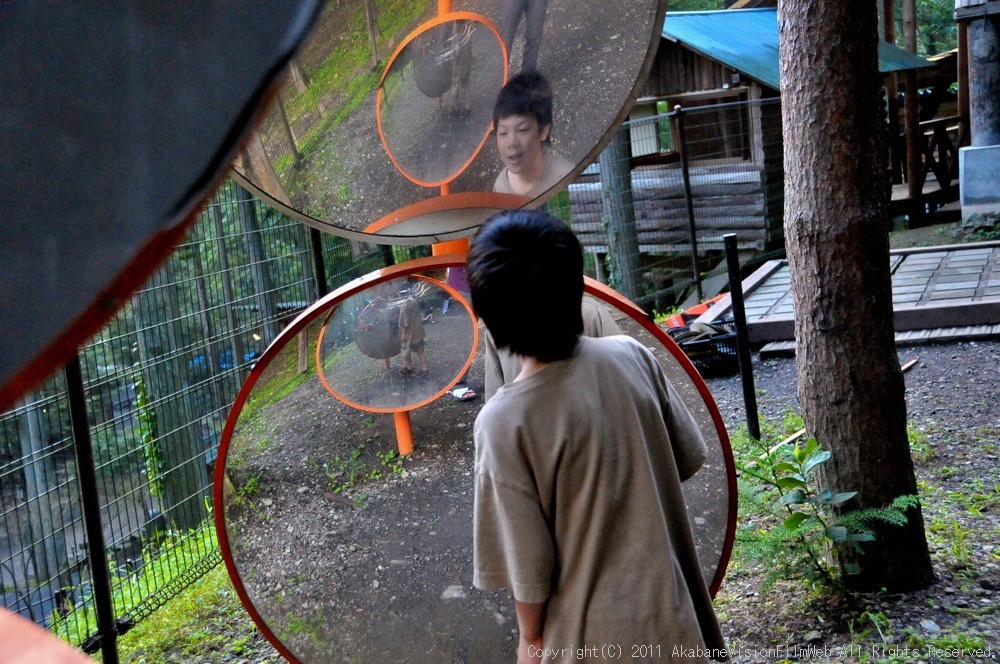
[{"left": 960, "top": 145, "right": 1000, "bottom": 229}]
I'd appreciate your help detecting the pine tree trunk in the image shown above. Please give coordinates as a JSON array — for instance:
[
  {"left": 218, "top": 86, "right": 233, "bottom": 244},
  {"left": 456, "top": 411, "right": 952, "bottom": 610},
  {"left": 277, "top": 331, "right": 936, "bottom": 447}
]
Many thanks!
[{"left": 778, "top": 0, "right": 934, "bottom": 592}]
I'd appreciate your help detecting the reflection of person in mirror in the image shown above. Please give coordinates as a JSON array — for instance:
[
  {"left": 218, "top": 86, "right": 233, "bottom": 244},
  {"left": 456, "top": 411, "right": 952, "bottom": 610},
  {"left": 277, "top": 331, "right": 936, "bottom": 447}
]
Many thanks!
[
  {"left": 468, "top": 211, "right": 726, "bottom": 663},
  {"left": 493, "top": 71, "right": 573, "bottom": 199},
  {"left": 447, "top": 21, "right": 474, "bottom": 118},
  {"left": 398, "top": 296, "right": 429, "bottom": 378},
  {"left": 500, "top": 0, "right": 549, "bottom": 73}
]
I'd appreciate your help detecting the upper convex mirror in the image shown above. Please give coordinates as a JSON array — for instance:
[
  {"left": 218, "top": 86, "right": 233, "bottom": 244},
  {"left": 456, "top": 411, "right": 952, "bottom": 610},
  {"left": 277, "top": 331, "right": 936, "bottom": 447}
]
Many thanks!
[
  {"left": 317, "top": 276, "right": 477, "bottom": 412},
  {"left": 232, "top": 0, "right": 667, "bottom": 242}
]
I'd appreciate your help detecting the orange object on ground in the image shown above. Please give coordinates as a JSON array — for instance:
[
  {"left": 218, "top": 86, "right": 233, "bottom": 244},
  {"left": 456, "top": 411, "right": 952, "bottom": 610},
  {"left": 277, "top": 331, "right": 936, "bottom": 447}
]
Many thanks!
[{"left": 663, "top": 294, "right": 726, "bottom": 329}]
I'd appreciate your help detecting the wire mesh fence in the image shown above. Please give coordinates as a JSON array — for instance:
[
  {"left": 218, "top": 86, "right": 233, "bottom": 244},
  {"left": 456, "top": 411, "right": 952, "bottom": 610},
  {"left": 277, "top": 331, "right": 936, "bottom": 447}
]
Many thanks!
[
  {"left": 556, "top": 97, "right": 786, "bottom": 313},
  {"left": 0, "top": 179, "right": 428, "bottom": 654}
]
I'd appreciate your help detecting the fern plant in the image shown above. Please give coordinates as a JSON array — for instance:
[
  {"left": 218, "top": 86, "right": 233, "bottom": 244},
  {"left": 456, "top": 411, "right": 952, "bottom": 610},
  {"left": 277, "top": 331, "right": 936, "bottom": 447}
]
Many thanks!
[{"left": 738, "top": 435, "right": 918, "bottom": 590}]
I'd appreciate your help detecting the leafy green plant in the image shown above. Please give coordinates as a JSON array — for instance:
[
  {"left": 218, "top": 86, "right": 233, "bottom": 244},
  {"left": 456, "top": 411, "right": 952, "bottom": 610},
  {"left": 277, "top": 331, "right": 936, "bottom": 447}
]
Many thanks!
[
  {"left": 377, "top": 449, "right": 406, "bottom": 477},
  {"left": 907, "top": 425, "right": 937, "bottom": 464},
  {"left": 848, "top": 610, "right": 891, "bottom": 644},
  {"left": 324, "top": 441, "right": 407, "bottom": 496},
  {"left": 653, "top": 306, "right": 682, "bottom": 326},
  {"left": 133, "top": 369, "right": 164, "bottom": 499},
  {"left": 738, "top": 435, "right": 918, "bottom": 590},
  {"left": 928, "top": 517, "right": 973, "bottom": 568}
]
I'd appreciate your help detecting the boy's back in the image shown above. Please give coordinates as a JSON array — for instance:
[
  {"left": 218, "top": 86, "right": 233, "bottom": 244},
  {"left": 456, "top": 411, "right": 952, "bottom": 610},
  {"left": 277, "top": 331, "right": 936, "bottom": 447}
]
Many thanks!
[{"left": 473, "top": 335, "right": 725, "bottom": 660}]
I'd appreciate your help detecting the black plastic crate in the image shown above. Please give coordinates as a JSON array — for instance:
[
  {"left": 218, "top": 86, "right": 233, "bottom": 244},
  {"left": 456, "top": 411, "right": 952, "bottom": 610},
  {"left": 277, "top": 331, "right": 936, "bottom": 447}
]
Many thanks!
[{"left": 666, "top": 320, "right": 739, "bottom": 378}]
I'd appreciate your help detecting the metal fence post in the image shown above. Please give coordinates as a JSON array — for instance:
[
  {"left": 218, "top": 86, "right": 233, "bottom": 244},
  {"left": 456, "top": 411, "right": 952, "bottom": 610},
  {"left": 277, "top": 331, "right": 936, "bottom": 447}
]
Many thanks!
[
  {"left": 65, "top": 356, "right": 120, "bottom": 664},
  {"left": 724, "top": 234, "right": 760, "bottom": 440},
  {"left": 673, "top": 104, "right": 703, "bottom": 302},
  {"left": 309, "top": 227, "right": 329, "bottom": 297}
]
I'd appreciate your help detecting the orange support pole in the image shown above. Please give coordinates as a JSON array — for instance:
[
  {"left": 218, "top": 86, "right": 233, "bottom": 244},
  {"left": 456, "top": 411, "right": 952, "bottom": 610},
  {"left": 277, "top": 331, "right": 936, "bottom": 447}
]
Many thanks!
[
  {"left": 438, "top": 0, "right": 451, "bottom": 15},
  {"left": 394, "top": 410, "right": 414, "bottom": 456},
  {"left": 432, "top": 237, "right": 470, "bottom": 256}
]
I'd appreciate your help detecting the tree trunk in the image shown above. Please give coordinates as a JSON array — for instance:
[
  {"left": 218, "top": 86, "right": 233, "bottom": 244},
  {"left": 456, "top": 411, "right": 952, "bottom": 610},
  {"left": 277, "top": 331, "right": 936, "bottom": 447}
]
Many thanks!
[
  {"left": 18, "top": 393, "right": 71, "bottom": 599},
  {"left": 235, "top": 183, "right": 282, "bottom": 343},
  {"left": 778, "top": 0, "right": 934, "bottom": 592},
  {"left": 132, "top": 262, "right": 210, "bottom": 532},
  {"left": 599, "top": 126, "right": 642, "bottom": 301}
]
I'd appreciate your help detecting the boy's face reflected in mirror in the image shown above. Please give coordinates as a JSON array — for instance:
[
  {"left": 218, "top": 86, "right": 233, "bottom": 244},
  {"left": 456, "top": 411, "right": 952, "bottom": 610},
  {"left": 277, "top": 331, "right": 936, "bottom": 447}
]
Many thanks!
[{"left": 496, "top": 114, "right": 550, "bottom": 181}]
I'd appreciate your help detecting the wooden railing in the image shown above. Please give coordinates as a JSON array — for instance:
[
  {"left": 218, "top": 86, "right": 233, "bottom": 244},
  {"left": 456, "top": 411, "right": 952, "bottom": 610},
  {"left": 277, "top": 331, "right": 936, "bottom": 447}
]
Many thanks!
[{"left": 915, "top": 114, "right": 967, "bottom": 192}]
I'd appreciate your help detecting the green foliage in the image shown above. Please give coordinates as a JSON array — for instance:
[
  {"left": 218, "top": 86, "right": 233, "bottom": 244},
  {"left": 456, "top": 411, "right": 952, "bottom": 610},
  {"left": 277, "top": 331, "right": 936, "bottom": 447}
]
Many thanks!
[
  {"left": 115, "top": 562, "right": 262, "bottom": 662},
  {"left": 928, "top": 517, "right": 974, "bottom": 568},
  {"left": 324, "top": 438, "right": 407, "bottom": 496},
  {"left": 906, "top": 630, "right": 988, "bottom": 653},
  {"left": 545, "top": 190, "right": 573, "bottom": 222},
  {"left": 653, "top": 306, "right": 682, "bottom": 326},
  {"left": 969, "top": 220, "right": 1000, "bottom": 242},
  {"left": 668, "top": 0, "right": 727, "bottom": 10},
  {"left": 737, "top": 432, "right": 918, "bottom": 590},
  {"left": 52, "top": 514, "right": 219, "bottom": 647},
  {"left": 907, "top": 424, "right": 937, "bottom": 464},
  {"left": 133, "top": 369, "right": 164, "bottom": 499},
  {"left": 893, "top": 0, "right": 958, "bottom": 56}
]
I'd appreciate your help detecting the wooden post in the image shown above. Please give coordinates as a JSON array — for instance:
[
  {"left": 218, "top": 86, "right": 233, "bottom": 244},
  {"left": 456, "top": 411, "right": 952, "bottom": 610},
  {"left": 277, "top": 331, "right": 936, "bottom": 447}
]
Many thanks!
[
  {"left": 968, "top": 13, "right": 1000, "bottom": 146},
  {"left": 364, "top": 0, "right": 379, "bottom": 68},
  {"left": 958, "top": 21, "right": 971, "bottom": 148},
  {"left": 883, "top": 0, "right": 903, "bottom": 184},
  {"left": 903, "top": 0, "right": 921, "bottom": 216}
]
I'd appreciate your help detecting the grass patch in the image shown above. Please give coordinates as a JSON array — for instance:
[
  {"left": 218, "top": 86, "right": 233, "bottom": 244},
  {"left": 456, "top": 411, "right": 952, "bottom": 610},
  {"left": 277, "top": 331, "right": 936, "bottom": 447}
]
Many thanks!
[
  {"left": 51, "top": 518, "right": 221, "bottom": 655},
  {"left": 116, "top": 563, "right": 269, "bottom": 663},
  {"left": 236, "top": 329, "right": 319, "bottom": 428}
]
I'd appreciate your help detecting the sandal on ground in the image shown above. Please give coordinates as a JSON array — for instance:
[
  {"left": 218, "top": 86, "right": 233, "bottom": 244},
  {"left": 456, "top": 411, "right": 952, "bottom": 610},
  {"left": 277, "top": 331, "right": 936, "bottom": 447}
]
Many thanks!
[
  {"left": 399, "top": 367, "right": 414, "bottom": 376},
  {"left": 451, "top": 385, "right": 476, "bottom": 401},
  {"left": 417, "top": 369, "right": 430, "bottom": 378}
]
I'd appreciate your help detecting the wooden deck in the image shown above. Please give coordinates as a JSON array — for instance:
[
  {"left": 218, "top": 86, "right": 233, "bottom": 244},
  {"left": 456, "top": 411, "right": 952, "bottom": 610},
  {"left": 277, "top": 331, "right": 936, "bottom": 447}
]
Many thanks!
[{"left": 697, "top": 241, "right": 1000, "bottom": 348}]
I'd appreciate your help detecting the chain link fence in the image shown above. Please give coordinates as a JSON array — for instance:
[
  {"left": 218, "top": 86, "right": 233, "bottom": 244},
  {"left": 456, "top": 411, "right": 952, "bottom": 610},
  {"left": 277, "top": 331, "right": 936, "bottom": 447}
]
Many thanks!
[{"left": 0, "top": 179, "right": 427, "bottom": 656}]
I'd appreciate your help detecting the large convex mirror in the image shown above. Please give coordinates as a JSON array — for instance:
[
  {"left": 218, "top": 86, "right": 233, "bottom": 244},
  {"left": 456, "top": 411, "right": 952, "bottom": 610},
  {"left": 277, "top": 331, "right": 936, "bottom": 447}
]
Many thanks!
[{"left": 233, "top": 0, "right": 667, "bottom": 242}]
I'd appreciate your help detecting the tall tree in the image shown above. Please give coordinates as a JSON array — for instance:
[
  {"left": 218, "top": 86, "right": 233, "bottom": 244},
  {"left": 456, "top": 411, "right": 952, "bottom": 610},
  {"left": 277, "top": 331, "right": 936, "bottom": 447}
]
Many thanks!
[
  {"left": 132, "top": 261, "right": 211, "bottom": 532},
  {"left": 778, "top": 0, "right": 934, "bottom": 591},
  {"left": 600, "top": 127, "right": 642, "bottom": 302}
]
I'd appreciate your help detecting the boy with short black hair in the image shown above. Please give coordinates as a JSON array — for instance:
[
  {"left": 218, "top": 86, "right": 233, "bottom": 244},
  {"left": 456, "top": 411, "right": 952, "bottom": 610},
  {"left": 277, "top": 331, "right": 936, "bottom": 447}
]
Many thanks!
[
  {"left": 468, "top": 210, "right": 726, "bottom": 663},
  {"left": 493, "top": 71, "right": 573, "bottom": 199}
]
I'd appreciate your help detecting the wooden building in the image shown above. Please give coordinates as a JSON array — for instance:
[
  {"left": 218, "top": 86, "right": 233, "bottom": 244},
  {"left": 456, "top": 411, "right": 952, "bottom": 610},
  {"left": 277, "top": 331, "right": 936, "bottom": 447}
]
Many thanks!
[{"left": 569, "top": 8, "right": 935, "bottom": 280}]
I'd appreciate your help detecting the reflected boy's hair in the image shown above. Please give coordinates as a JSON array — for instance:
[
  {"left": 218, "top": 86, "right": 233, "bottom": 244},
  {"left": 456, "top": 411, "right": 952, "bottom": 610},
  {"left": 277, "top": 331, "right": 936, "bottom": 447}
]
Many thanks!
[
  {"left": 467, "top": 210, "right": 583, "bottom": 362},
  {"left": 492, "top": 70, "right": 553, "bottom": 140}
]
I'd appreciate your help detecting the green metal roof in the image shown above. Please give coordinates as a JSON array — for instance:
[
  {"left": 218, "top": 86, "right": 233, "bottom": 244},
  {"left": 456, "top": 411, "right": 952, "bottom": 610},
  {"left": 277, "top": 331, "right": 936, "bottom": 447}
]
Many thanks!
[{"left": 662, "top": 8, "right": 933, "bottom": 91}]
